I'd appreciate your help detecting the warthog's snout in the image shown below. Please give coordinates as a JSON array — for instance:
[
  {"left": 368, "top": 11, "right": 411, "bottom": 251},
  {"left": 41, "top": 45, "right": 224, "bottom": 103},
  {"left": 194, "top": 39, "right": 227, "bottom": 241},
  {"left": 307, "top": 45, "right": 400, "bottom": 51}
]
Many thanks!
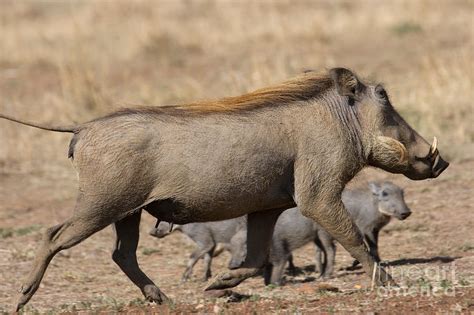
[
  {"left": 398, "top": 211, "right": 411, "bottom": 220},
  {"left": 431, "top": 154, "right": 449, "bottom": 178},
  {"left": 406, "top": 137, "right": 450, "bottom": 180},
  {"left": 428, "top": 137, "right": 449, "bottom": 178}
]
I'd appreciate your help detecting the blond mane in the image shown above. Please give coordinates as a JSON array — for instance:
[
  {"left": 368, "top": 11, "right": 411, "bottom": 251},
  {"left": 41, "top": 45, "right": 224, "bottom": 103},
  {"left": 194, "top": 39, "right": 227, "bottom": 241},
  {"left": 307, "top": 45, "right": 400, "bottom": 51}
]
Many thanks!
[
  {"left": 183, "top": 71, "right": 333, "bottom": 113},
  {"left": 102, "top": 71, "right": 334, "bottom": 120}
]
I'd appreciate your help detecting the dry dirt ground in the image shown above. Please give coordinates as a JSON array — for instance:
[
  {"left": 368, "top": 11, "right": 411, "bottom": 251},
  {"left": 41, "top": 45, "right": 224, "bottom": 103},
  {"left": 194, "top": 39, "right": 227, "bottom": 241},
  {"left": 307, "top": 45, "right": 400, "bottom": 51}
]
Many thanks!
[{"left": 0, "top": 160, "right": 473, "bottom": 314}]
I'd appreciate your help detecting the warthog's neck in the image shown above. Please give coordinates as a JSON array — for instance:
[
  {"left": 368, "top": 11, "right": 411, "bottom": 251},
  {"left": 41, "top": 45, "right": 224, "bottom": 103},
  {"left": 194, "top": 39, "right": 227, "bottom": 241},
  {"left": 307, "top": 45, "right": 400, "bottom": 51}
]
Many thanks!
[
  {"left": 320, "top": 90, "right": 367, "bottom": 161},
  {"left": 282, "top": 96, "right": 368, "bottom": 188}
]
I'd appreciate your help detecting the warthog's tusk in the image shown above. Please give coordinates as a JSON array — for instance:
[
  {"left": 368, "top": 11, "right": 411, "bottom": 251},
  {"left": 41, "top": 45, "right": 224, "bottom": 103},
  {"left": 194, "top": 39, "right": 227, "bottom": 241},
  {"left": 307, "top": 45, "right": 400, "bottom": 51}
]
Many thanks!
[{"left": 430, "top": 136, "right": 438, "bottom": 156}]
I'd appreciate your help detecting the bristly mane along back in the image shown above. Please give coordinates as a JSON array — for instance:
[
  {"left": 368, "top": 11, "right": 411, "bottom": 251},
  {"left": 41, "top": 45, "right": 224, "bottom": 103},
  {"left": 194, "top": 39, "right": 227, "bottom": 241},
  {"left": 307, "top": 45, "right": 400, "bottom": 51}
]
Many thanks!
[{"left": 101, "top": 72, "right": 334, "bottom": 120}]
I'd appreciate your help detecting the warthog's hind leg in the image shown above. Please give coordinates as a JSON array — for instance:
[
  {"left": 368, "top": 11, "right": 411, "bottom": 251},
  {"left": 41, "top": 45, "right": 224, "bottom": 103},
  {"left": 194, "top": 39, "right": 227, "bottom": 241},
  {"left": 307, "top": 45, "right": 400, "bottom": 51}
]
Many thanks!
[
  {"left": 15, "top": 206, "right": 114, "bottom": 311},
  {"left": 112, "top": 211, "right": 170, "bottom": 304}
]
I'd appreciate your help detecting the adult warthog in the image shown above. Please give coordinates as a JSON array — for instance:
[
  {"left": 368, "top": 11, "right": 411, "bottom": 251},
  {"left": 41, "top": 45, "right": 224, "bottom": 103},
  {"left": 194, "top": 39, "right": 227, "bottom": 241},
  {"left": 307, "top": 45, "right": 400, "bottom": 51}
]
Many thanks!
[{"left": 0, "top": 68, "right": 448, "bottom": 310}]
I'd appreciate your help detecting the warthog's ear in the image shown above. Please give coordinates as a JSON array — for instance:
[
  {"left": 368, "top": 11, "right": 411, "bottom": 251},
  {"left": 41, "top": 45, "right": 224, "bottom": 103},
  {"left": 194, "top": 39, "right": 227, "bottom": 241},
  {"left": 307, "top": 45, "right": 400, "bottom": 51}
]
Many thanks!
[
  {"left": 368, "top": 182, "right": 381, "bottom": 196},
  {"left": 330, "top": 68, "right": 364, "bottom": 100},
  {"left": 370, "top": 136, "right": 409, "bottom": 172}
]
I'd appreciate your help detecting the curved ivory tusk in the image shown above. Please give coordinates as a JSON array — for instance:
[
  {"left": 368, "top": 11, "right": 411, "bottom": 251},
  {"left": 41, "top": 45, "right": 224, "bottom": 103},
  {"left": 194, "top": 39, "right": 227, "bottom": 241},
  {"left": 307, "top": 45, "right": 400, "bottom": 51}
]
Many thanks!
[{"left": 430, "top": 136, "right": 438, "bottom": 155}]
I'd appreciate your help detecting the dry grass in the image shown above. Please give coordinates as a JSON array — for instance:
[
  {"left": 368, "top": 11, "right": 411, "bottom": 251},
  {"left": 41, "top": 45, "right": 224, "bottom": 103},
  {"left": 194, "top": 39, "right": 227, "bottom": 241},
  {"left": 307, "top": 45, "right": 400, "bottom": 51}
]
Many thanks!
[{"left": 0, "top": 0, "right": 472, "bottom": 174}]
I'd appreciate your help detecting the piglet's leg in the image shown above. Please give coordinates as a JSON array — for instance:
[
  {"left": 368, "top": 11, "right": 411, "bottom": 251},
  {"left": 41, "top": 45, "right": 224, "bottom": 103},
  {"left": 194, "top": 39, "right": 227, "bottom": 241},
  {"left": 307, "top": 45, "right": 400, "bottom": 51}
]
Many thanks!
[{"left": 299, "top": 198, "right": 395, "bottom": 287}]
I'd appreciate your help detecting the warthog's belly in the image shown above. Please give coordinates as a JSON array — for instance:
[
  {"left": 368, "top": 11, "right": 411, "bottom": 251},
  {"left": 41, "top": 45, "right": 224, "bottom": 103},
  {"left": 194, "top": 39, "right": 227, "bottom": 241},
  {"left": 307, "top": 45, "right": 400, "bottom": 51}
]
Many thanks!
[{"left": 144, "top": 195, "right": 295, "bottom": 224}]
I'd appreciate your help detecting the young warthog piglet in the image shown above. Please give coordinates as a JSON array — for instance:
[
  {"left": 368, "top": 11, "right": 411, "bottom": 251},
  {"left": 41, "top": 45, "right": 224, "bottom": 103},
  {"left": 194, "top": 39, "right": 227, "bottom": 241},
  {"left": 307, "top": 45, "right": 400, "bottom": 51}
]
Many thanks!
[
  {"left": 149, "top": 218, "right": 246, "bottom": 281},
  {"left": 264, "top": 208, "right": 334, "bottom": 285},
  {"left": 263, "top": 181, "right": 411, "bottom": 285},
  {"left": 336, "top": 181, "right": 411, "bottom": 265}
]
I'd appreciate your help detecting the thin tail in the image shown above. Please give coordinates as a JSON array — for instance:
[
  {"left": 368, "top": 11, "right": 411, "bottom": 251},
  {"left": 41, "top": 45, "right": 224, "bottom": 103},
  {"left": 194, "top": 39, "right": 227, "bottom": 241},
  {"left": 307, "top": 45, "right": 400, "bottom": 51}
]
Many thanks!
[{"left": 0, "top": 113, "right": 77, "bottom": 133}]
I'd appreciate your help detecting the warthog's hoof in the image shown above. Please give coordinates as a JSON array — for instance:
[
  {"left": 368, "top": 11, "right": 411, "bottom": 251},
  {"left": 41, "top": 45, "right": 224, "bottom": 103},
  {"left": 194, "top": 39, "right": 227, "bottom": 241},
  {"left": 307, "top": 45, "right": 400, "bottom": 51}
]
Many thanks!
[
  {"left": 15, "top": 293, "right": 30, "bottom": 313},
  {"left": 143, "top": 285, "right": 171, "bottom": 304},
  {"left": 205, "top": 272, "right": 244, "bottom": 291},
  {"left": 15, "top": 283, "right": 38, "bottom": 312},
  {"left": 204, "top": 289, "right": 233, "bottom": 298},
  {"left": 205, "top": 268, "right": 259, "bottom": 291},
  {"left": 380, "top": 276, "right": 398, "bottom": 287},
  {"left": 373, "top": 265, "right": 397, "bottom": 287}
]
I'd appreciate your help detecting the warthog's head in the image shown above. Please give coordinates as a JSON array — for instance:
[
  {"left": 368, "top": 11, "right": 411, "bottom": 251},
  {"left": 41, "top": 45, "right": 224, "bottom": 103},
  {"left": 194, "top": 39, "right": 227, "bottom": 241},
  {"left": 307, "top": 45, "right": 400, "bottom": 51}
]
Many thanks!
[
  {"left": 369, "top": 181, "right": 411, "bottom": 220},
  {"left": 149, "top": 221, "right": 180, "bottom": 238},
  {"left": 330, "top": 68, "right": 449, "bottom": 180}
]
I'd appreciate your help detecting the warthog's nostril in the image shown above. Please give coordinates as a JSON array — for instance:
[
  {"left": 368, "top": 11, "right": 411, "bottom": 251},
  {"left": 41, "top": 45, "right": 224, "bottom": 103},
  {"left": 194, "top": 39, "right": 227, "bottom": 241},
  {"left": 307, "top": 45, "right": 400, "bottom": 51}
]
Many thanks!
[
  {"left": 400, "top": 212, "right": 411, "bottom": 220},
  {"left": 432, "top": 155, "right": 449, "bottom": 178}
]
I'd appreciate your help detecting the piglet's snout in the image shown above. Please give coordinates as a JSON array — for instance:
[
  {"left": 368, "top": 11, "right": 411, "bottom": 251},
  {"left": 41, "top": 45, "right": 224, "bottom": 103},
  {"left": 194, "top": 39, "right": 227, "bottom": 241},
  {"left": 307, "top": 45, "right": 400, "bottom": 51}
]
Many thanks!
[
  {"left": 399, "top": 211, "right": 411, "bottom": 220},
  {"left": 149, "top": 228, "right": 161, "bottom": 237}
]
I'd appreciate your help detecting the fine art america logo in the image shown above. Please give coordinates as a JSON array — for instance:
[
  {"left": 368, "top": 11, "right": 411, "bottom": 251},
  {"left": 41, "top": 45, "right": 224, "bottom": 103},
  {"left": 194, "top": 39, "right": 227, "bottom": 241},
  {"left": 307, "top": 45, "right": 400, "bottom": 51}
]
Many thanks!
[{"left": 374, "top": 262, "right": 465, "bottom": 298}]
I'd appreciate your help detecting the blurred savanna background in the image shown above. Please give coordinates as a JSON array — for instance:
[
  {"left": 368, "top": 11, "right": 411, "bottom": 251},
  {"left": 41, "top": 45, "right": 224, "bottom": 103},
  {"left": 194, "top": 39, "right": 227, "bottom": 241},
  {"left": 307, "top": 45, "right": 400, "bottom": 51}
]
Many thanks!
[{"left": 0, "top": 0, "right": 473, "bottom": 313}]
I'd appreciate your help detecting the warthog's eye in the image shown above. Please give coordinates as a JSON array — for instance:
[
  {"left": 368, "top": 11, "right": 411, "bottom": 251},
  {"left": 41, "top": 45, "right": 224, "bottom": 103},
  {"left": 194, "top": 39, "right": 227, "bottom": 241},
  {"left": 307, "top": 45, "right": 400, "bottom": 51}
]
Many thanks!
[
  {"left": 382, "top": 191, "right": 389, "bottom": 197},
  {"left": 375, "top": 85, "right": 387, "bottom": 101}
]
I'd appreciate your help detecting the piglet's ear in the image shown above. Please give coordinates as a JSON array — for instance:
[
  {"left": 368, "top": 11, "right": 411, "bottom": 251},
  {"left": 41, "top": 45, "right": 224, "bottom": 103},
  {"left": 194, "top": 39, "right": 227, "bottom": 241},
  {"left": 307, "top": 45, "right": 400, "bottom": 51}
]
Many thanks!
[
  {"left": 369, "top": 182, "right": 381, "bottom": 195},
  {"left": 329, "top": 68, "right": 364, "bottom": 100}
]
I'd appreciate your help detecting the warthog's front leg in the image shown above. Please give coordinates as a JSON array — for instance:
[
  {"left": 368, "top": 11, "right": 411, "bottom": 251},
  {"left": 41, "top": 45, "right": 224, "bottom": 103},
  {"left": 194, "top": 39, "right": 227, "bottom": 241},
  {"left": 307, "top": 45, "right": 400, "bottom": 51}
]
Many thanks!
[
  {"left": 299, "top": 198, "right": 395, "bottom": 287},
  {"left": 112, "top": 211, "right": 170, "bottom": 304},
  {"left": 206, "top": 208, "right": 283, "bottom": 290}
]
